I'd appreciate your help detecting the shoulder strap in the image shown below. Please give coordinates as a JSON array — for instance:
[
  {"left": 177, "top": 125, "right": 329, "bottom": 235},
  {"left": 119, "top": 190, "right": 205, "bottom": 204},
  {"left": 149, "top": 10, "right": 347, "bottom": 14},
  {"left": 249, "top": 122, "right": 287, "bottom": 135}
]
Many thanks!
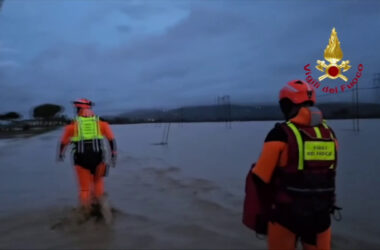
[
  {"left": 286, "top": 121, "right": 304, "bottom": 171},
  {"left": 322, "top": 120, "right": 334, "bottom": 139}
]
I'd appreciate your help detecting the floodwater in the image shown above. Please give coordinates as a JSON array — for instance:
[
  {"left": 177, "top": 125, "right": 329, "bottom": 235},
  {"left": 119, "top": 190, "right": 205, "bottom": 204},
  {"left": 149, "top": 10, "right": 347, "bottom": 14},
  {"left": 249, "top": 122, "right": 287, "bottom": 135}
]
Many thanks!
[{"left": 0, "top": 120, "right": 379, "bottom": 249}]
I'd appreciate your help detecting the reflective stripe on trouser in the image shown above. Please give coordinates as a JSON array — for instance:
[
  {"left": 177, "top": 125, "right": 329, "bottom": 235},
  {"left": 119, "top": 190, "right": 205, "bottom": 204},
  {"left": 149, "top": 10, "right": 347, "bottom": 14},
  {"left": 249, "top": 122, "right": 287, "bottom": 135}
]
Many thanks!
[{"left": 75, "top": 164, "right": 106, "bottom": 207}]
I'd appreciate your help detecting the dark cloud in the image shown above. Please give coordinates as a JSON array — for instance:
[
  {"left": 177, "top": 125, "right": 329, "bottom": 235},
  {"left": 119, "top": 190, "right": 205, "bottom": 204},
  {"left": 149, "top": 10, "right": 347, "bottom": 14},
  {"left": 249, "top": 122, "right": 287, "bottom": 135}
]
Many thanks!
[
  {"left": 120, "top": 4, "right": 166, "bottom": 20},
  {"left": 0, "top": 0, "right": 379, "bottom": 116},
  {"left": 116, "top": 24, "right": 131, "bottom": 33}
]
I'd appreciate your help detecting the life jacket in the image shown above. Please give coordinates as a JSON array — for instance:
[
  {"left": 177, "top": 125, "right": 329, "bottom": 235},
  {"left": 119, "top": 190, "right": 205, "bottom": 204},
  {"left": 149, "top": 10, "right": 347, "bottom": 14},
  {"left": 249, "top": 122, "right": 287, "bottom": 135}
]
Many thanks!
[
  {"left": 272, "top": 120, "right": 337, "bottom": 215},
  {"left": 71, "top": 116, "right": 104, "bottom": 154}
]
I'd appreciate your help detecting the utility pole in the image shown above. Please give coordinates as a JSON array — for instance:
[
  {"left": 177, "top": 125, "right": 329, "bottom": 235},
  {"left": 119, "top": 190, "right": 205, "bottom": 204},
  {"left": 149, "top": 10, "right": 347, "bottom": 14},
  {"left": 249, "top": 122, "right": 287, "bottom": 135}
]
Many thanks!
[
  {"left": 217, "top": 96, "right": 222, "bottom": 121},
  {"left": 160, "top": 122, "right": 171, "bottom": 145},
  {"left": 351, "top": 82, "right": 359, "bottom": 133},
  {"left": 217, "top": 95, "right": 231, "bottom": 128},
  {"left": 374, "top": 73, "right": 380, "bottom": 103},
  {"left": 355, "top": 82, "right": 359, "bottom": 133},
  {"left": 224, "top": 95, "right": 231, "bottom": 128},
  {"left": 178, "top": 107, "right": 184, "bottom": 127}
]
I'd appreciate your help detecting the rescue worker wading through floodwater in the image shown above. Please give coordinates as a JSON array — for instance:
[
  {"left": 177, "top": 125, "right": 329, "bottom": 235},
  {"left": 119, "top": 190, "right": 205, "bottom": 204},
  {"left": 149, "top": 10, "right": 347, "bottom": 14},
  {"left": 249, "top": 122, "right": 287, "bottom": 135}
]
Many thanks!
[
  {"left": 58, "top": 98, "right": 117, "bottom": 224},
  {"left": 243, "top": 80, "right": 341, "bottom": 250}
]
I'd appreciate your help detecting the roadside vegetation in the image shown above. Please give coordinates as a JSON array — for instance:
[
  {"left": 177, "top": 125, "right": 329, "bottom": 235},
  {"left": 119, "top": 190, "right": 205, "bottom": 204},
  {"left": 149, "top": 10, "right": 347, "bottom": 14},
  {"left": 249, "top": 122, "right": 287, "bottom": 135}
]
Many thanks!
[{"left": 0, "top": 104, "right": 68, "bottom": 139}]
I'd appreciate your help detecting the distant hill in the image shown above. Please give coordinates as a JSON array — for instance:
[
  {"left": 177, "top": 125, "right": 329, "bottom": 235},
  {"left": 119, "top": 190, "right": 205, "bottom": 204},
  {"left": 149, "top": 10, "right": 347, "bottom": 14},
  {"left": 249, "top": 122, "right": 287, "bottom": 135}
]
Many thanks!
[
  {"left": 319, "top": 102, "right": 380, "bottom": 119},
  {"left": 102, "top": 102, "right": 380, "bottom": 124}
]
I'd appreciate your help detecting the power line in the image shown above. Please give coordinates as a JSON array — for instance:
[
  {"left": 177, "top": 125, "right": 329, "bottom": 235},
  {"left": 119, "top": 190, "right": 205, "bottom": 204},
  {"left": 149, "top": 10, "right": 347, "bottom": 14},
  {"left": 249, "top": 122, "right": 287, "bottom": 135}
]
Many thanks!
[
  {"left": 353, "top": 82, "right": 359, "bottom": 133},
  {"left": 314, "top": 84, "right": 380, "bottom": 133},
  {"left": 317, "top": 86, "right": 380, "bottom": 98},
  {"left": 315, "top": 75, "right": 380, "bottom": 133}
]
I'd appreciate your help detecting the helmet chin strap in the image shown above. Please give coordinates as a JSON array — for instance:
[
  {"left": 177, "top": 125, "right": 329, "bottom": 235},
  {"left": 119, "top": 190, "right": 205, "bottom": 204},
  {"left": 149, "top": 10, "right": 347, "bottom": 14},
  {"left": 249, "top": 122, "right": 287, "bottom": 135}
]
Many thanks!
[
  {"left": 280, "top": 99, "right": 314, "bottom": 121},
  {"left": 286, "top": 106, "right": 302, "bottom": 120},
  {"left": 280, "top": 99, "right": 301, "bottom": 120}
]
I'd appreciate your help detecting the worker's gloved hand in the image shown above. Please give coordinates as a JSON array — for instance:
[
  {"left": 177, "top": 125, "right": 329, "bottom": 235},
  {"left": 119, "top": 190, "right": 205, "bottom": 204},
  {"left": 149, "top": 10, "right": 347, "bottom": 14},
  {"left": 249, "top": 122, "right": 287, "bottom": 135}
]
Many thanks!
[
  {"left": 57, "top": 153, "right": 65, "bottom": 162},
  {"left": 58, "top": 144, "right": 66, "bottom": 162},
  {"left": 111, "top": 151, "right": 117, "bottom": 168},
  {"left": 330, "top": 205, "right": 343, "bottom": 221}
]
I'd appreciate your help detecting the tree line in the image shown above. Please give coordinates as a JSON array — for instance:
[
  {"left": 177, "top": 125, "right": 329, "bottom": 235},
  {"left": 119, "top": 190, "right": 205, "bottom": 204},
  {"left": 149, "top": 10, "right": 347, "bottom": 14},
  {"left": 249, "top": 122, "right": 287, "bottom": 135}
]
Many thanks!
[{"left": 0, "top": 104, "right": 64, "bottom": 121}]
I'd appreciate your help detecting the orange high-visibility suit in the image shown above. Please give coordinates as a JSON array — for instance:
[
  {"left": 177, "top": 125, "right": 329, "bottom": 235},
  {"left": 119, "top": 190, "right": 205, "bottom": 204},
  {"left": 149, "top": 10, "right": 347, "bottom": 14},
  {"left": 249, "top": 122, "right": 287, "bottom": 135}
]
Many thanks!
[
  {"left": 252, "top": 107, "right": 338, "bottom": 250},
  {"left": 59, "top": 116, "right": 116, "bottom": 207}
]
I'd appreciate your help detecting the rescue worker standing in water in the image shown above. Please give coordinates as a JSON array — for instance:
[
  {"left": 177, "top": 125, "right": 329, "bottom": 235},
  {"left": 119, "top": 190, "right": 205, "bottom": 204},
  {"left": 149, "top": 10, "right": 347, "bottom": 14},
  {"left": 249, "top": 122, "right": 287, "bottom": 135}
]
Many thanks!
[
  {"left": 58, "top": 98, "right": 117, "bottom": 223},
  {"left": 251, "top": 80, "right": 339, "bottom": 250}
]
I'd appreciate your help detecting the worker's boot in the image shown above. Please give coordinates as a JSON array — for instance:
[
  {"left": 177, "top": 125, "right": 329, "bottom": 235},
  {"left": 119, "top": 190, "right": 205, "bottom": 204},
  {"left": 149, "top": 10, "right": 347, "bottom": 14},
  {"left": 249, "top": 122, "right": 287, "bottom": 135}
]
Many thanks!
[
  {"left": 76, "top": 205, "right": 92, "bottom": 224},
  {"left": 98, "top": 194, "right": 113, "bottom": 225}
]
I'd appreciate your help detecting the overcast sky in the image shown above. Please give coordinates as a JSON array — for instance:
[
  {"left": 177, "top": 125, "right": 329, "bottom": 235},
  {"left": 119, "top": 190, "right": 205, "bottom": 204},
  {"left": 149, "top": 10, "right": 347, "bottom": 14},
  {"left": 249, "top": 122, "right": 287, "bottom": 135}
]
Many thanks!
[{"left": 0, "top": 0, "right": 379, "bottom": 117}]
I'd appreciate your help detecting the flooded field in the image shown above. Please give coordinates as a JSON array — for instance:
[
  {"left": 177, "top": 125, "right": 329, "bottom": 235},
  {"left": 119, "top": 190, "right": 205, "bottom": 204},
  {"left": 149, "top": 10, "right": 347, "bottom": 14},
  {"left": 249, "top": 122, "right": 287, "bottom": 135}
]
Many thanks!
[{"left": 0, "top": 120, "right": 379, "bottom": 249}]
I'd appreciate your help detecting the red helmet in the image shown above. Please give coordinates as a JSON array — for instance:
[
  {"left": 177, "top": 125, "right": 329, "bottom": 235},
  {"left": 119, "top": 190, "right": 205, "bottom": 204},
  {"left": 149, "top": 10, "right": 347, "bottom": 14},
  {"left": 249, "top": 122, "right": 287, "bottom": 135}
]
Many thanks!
[
  {"left": 73, "top": 98, "right": 93, "bottom": 109},
  {"left": 279, "top": 80, "right": 316, "bottom": 104}
]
